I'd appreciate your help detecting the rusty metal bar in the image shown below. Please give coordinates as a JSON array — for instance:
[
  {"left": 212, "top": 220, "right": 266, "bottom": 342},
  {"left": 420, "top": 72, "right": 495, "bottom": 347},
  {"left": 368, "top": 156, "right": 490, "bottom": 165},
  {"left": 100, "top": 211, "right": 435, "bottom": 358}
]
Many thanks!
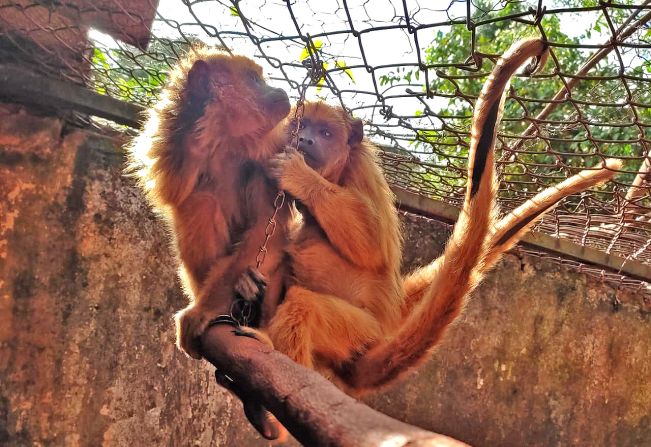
[
  {"left": 0, "top": 64, "right": 143, "bottom": 127},
  {"left": 393, "top": 186, "right": 651, "bottom": 283}
]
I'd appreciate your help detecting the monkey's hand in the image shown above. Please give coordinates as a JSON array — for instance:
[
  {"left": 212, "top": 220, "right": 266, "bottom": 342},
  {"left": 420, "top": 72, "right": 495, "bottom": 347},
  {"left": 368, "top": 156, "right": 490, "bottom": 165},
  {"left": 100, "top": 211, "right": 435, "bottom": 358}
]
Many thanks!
[
  {"left": 268, "top": 148, "right": 318, "bottom": 198},
  {"left": 215, "top": 370, "right": 286, "bottom": 441},
  {"left": 234, "top": 267, "right": 267, "bottom": 302}
]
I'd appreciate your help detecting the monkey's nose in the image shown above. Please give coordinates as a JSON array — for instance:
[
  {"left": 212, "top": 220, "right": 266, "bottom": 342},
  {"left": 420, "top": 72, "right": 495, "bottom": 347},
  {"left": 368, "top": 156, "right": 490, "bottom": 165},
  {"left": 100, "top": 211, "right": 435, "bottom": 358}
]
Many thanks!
[{"left": 298, "top": 136, "right": 314, "bottom": 145}]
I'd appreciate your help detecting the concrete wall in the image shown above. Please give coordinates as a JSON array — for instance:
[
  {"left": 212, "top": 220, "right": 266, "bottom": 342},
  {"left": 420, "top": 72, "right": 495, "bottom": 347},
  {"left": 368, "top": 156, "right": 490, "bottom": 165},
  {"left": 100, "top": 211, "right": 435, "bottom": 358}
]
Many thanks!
[
  {"left": 1, "top": 106, "right": 649, "bottom": 446},
  {"left": 372, "top": 215, "right": 651, "bottom": 446}
]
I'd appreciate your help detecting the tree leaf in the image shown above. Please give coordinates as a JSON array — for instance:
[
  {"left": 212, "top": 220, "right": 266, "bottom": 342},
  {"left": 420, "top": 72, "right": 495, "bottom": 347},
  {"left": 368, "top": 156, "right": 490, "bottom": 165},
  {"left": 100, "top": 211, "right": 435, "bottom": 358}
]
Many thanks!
[
  {"left": 299, "top": 40, "right": 324, "bottom": 61},
  {"left": 335, "top": 60, "right": 355, "bottom": 82}
]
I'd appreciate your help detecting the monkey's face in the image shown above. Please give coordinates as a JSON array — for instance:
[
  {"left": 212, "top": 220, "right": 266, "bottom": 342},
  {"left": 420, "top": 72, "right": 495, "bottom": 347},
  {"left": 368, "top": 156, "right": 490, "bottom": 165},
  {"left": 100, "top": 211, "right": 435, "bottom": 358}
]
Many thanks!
[
  {"left": 292, "top": 102, "right": 364, "bottom": 181},
  {"left": 186, "top": 53, "right": 290, "bottom": 139}
]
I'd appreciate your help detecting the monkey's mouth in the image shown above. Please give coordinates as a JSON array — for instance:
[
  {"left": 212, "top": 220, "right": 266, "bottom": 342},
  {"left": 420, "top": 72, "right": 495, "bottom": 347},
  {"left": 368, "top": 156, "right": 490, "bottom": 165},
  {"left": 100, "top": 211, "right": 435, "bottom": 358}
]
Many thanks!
[
  {"left": 296, "top": 145, "right": 311, "bottom": 159},
  {"left": 265, "top": 94, "right": 291, "bottom": 119},
  {"left": 298, "top": 149, "right": 319, "bottom": 168}
]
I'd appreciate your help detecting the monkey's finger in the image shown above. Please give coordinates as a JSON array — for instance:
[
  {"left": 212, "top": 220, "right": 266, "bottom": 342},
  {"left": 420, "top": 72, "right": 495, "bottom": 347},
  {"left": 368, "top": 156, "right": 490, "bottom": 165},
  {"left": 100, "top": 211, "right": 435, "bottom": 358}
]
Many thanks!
[
  {"left": 234, "top": 276, "right": 253, "bottom": 299},
  {"left": 254, "top": 280, "right": 267, "bottom": 296},
  {"left": 247, "top": 267, "right": 268, "bottom": 286},
  {"left": 253, "top": 281, "right": 266, "bottom": 299},
  {"left": 267, "top": 159, "right": 283, "bottom": 171},
  {"left": 244, "top": 275, "right": 261, "bottom": 299},
  {"left": 235, "top": 276, "right": 257, "bottom": 301},
  {"left": 243, "top": 400, "right": 281, "bottom": 440},
  {"left": 285, "top": 147, "right": 305, "bottom": 163},
  {"left": 267, "top": 168, "right": 285, "bottom": 182},
  {"left": 234, "top": 327, "right": 274, "bottom": 347},
  {"left": 268, "top": 158, "right": 287, "bottom": 170},
  {"left": 233, "top": 279, "right": 246, "bottom": 298},
  {"left": 246, "top": 271, "right": 267, "bottom": 300},
  {"left": 175, "top": 307, "right": 205, "bottom": 360},
  {"left": 243, "top": 273, "right": 264, "bottom": 301}
]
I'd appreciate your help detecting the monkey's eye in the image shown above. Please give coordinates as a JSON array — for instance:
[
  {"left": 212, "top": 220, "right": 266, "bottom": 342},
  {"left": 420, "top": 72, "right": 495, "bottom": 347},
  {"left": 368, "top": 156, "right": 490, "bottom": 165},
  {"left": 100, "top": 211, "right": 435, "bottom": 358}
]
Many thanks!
[
  {"left": 299, "top": 122, "right": 306, "bottom": 130},
  {"left": 321, "top": 128, "right": 332, "bottom": 138}
]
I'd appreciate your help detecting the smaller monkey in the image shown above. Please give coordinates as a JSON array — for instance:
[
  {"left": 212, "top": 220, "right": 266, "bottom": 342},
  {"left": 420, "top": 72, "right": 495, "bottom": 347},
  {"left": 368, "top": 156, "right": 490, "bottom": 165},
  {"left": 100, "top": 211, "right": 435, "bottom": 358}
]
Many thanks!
[{"left": 264, "top": 39, "right": 621, "bottom": 396}]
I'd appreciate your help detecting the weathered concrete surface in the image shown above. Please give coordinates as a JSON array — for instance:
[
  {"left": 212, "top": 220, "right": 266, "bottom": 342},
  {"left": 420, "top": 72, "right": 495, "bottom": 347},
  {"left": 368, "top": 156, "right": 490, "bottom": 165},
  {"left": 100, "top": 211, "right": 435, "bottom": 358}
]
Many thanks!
[
  {"left": 1, "top": 106, "right": 649, "bottom": 446},
  {"left": 0, "top": 105, "right": 266, "bottom": 446},
  {"left": 369, "top": 215, "right": 651, "bottom": 447}
]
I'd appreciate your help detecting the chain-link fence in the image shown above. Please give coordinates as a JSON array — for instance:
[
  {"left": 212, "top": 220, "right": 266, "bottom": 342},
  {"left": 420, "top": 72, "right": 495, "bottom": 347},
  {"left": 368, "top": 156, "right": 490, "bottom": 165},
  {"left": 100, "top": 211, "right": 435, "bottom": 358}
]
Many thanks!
[{"left": 1, "top": 0, "right": 650, "bottom": 302}]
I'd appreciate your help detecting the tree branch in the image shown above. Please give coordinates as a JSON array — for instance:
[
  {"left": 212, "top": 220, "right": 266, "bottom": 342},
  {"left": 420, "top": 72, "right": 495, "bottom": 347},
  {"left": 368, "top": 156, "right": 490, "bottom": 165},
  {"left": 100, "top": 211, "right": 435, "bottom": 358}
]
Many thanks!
[
  {"left": 624, "top": 155, "right": 651, "bottom": 221},
  {"left": 200, "top": 325, "right": 470, "bottom": 447}
]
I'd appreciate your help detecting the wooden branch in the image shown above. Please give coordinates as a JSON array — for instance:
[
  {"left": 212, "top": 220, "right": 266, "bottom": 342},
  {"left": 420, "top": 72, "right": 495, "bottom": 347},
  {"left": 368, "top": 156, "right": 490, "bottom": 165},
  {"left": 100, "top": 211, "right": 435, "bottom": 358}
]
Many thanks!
[
  {"left": 200, "top": 325, "right": 470, "bottom": 447},
  {"left": 624, "top": 156, "right": 651, "bottom": 219}
]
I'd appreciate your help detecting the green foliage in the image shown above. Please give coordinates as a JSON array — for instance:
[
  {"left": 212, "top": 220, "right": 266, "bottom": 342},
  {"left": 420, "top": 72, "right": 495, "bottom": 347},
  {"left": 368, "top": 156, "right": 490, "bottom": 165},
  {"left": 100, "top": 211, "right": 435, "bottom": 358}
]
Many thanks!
[
  {"left": 299, "top": 40, "right": 355, "bottom": 91},
  {"left": 87, "top": 1, "right": 650, "bottom": 204},
  {"left": 380, "top": 0, "right": 650, "bottom": 199},
  {"left": 91, "top": 38, "right": 197, "bottom": 105}
]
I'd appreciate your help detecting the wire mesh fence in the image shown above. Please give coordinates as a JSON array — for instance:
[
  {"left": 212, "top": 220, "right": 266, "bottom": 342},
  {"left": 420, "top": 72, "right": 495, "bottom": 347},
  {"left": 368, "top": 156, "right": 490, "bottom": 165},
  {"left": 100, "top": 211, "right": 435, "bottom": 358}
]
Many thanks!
[{"left": 1, "top": 0, "right": 651, "bottom": 300}]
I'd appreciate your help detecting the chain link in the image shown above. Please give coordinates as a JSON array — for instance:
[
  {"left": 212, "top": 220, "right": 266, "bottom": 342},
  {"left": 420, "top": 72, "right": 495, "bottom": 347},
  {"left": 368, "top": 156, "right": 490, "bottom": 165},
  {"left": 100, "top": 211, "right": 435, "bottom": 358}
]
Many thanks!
[
  {"left": 229, "top": 70, "right": 316, "bottom": 325},
  {"left": 253, "top": 73, "right": 312, "bottom": 270},
  {"left": 254, "top": 190, "right": 285, "bottom": 269}
]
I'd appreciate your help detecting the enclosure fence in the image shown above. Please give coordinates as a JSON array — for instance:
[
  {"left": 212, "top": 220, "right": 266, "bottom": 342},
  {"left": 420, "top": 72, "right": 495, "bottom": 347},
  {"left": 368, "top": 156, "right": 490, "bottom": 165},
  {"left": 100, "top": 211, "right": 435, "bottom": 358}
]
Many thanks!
[{"left": 1, "top": 0, "right": 650, "bottom": 304}]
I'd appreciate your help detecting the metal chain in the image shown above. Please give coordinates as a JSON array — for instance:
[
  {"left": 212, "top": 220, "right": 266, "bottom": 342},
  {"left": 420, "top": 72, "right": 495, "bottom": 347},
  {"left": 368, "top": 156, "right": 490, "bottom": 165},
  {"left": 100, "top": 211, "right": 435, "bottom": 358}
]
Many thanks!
[
  {"left": 254, "top": 189, "right": 286, "bottom": 269},
  {"left": 254, "top": 74, "right": 312, "bottom": 270},
  {"left": 229, "top": 70, "right": 316, "bottom": 327}
]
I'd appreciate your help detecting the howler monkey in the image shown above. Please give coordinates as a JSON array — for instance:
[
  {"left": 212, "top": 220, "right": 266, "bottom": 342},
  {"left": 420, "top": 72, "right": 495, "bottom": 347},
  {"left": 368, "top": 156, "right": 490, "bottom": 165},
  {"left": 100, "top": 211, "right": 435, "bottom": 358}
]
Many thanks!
[
  {"left": 265, "top": 39, "right": 621, "bottom": 394},
  {"left": 126, "top": 48, "right": 291, "bottom": 360}
]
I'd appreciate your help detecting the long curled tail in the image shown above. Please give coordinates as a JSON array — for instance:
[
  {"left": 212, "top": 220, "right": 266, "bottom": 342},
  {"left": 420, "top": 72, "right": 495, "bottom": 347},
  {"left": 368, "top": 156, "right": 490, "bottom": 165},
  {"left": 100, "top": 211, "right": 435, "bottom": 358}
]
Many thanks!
[
  {"left": 484, "top": 158, "right": 621, "bottom": 269},
  {"left": 401, "top": 159, "right": 621, "bottom": 316},
  {"left": 338, "top": 39, "right": 550, "bottom": 394}
]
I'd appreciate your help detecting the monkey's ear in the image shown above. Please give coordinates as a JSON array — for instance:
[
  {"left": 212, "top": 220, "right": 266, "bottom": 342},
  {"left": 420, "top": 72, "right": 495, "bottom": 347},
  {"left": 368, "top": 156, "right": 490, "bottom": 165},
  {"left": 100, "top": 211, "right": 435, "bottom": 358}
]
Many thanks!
[
  {"left": 187, "top": 60, "right": 211, "bottom": 97},
  {"left": 348, "top": 118, "right": 364, "bottom": 146}
]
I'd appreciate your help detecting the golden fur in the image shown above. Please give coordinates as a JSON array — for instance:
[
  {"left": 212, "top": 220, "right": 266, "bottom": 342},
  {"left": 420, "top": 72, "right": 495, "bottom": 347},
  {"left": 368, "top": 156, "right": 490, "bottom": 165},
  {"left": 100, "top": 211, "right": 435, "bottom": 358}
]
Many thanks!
[
  {"left": 126, "top": 48, "right": 291, "bottom": 359},
  {"left": 265, "top": 39, "right": 621, "bottom": 395},
  {"left": 124, "top": 41, "right": 621, "bottom": 442},
  {"left": 267, "top": 102, "right": 404, "bottom": 372}
]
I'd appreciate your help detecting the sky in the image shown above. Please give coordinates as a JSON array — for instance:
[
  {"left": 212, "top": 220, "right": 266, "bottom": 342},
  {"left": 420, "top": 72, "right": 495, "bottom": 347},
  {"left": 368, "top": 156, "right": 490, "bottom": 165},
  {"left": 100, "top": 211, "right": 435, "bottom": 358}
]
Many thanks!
[{"left": 88, "top": 0, "right": 614, "bottom": 148}]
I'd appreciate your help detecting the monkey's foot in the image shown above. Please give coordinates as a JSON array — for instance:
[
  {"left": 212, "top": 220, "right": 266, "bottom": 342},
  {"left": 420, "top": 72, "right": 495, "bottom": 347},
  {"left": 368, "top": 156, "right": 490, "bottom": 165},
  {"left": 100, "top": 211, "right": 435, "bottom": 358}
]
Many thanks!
[
  {"left": 234, "top": 326, "right": 275, "bottom": 349},
  {"left": 175, "top": 304, "right": 223, "bottom": 359}
]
